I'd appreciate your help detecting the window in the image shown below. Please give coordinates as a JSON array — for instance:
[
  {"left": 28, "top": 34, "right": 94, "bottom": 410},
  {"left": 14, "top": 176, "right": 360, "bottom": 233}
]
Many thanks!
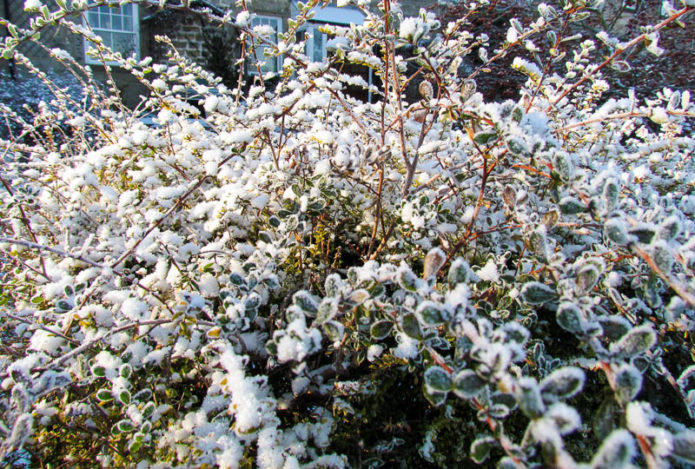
[
  {"left": 249, "top": 15, "right": 282, "bottom": 75},
  {"left": 84, "top": 3, "right": 139, "bottom": 63},
  {"left": 301, "top": 24, "right": 326, "bottom": 63}
]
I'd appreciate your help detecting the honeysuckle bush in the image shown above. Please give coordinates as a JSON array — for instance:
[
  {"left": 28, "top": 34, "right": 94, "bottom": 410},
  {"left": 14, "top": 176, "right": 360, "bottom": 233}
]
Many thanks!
[{"left": 1, "top": 0, "right": 695, "bottom": 467}]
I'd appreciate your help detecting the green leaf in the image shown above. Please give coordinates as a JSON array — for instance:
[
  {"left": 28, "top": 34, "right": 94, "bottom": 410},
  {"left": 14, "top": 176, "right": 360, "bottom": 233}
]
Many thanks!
[
  {"left": 96, "top": 389, "right": 113, "bottom": 402},
  {"left": 559, "top": 197, "right": 585, "bottom": 215},
  {"left": 119, "top": 364, "right": 132, "bottom": 379},
  {"left": 452, "top": 370, "right": 486, "bottom": 399},
  {"left": 55, "top": 299, "right": 72, "bottom": 312},
  {"left": 447, "top": 258, "right": 470, "bottom": 287},
  {"left": 370, "top": 320, "right": 392, "bottom": 340},
  {"left": 593, "top": 395, "right": 620, "bottom": 440},
  {"left": 293, "top": 290, "right": 318, "bottom": 316},
  {"left": 506, "top": 137, "right": 528, "bottom": 156},
  {"left": 610, "top": 325, "right": 655, "bottom": 358},
  {"left": 520, "top": 282, "right": 556, "bottom": 305},
  {"left": 590, "top": 430, "right": 636, "bottom": 469},
  {"left": 316, "top": 297, "right": 339, "bottom": 324},
  {"left": 470, "top": 436, "right": 495, "bottom": 463},
  {"left": 91, "top": 365, "right": 106, "bottom": 377},
  {"left": 473, "top": 130, "right": 497, "bottom": 145},
  {"left": 540, "top": 367, "right": 585, "bottom": 402},
  {"left": 556, "top": 302, "right": 584, "bottom": 334},
  {"left": 605, "top": 218, "right": 628, "bottom": 244},
  {"left": 64, "top": 285, "right": 74, "bottom": 297},
  {"left": 511, "top": 106, "right": 524, "bottom": 123},
  {"left": 416, "top": 301, "right": 447, "bottom": 325},
  {"left": 401, "top": 313, "right": 422, "bottom": 339},
  {"left": 142, "top": 401, "right": 155, "bottom": 419},
  {"left": 603, "top": 178, "right": 619, "bottom": 212},
  {"left": 424, "top": 366, "right": 452, "bottom": 392},
  {"left": 628, "top": 225, "right": 655, "bottom": 244},
  {"left": 119, "top": 390, "right": 131, "bottom": 406},
  {"left": 614, "top": 365, "right": 642, "bottom": 404},
  {"left": 324, "top": 274, "right": 343, "bottom": 297},
  {"left": 575, "top": 265, "right": 600, "bottom": 295},
  {"left": 397, "top": 265, "right": 419, "bottom": 292},
  {"left": 323, "top": 320, "right": 344, "bottom": 342},
  {"left": 554, "top": 151, "right": 573, "bottom": 181},
  {"left": 128, "top": 432, "right": 144, "bottom": 452},
  {"left": 527, "top": 228, "right": 549, "bottom": 263},
  {"left": 518, "top": 378, "right": 545, "bottom": 418},
  {"left": 229, "top": 273, "right": 246, "bottom": 286},
  {"left": 116, "top": 419, "right": 135, "bottom": 433},
  {"left": 423, "top": 387, "right": 447, "bottom": 407}
]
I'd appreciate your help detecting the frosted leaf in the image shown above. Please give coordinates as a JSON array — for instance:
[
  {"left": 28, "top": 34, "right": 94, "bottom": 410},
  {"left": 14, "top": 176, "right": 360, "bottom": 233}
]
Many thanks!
[
  {"left": 521, "top": 282, "right": 557, "bottom": 305},
  {"left": 553, "top": 151, "right": 573, "bottom": 182},
  {"left": 423, "top": 248, "right": 446, "bottom": 279},
  {"left": 452, "top": 370, "right": 486, "bottom": 399},
  {"left": 672, "top": 431, "right": 695, "bottom": 464},
  {"left": 540, "top": 367, "right": 585, "bottom": 403},
  {"left": 546, "top": 402, "right": 581, "bottom": 434},
  {"left": 614, "top": 364, "right": 643, "bottom": 404},
  {"left": 659, "top": 215, "right": 683, "bottom": 241},
  {"left": 324, "top": 274, "right": 344, "bottom": 298},
  {"left": 397, "top": 264, "right": 420, "bottom": 292},
  {"left": 517, "top": 377, "right": 545, "bottom": 418},
  {"left": 603, "top": 178, "right": 619, "bottom": 213},
  {"left": 447, "top": 259, "right": 470, "bottom": 287},
  {"left": 610, "top": 325, "right": 656, "bottom": 358},
  {"left": 575, "top": 265, "right": 600, "bottom": 296},
  {"left": 475, "top": 260, "right": 499, "bottom": 283},
  {"left": 470, "top": 436, "right": 495, "bottom": 464},
  {"left": 651, "top": 240, "right": 673, "bottom": 273},
  {"left": 293, "top": 290, "right": 319, "bottom": 316},
  {"left": 417, "top": 301, "right": 448, "bottom": 325},
  {"left": 401, "top": 313, "right": 422, "bottom": 340},
  {"left": 604, "top": 218, "right": 628, "bottom": 245},
  {"left": 590, "top": 429, "right": 636, "bottom": 469},
  {"left": 527, "top": 228, "right": 549, "bottom": 263},
  {"left": 369, "top": 320, "right": 392, "bottom": 340},
  {"left": 559, "top": 197, "right": 585, "bottom": 215},
  {"left": 556, "top": 302, "right": 585, "bottom": 334},
  {"left": 424, "top": 366, "right": 452, "bottom": 393},
  {"left": 316, "top": 297, "right": 339, "bottom": 324}
]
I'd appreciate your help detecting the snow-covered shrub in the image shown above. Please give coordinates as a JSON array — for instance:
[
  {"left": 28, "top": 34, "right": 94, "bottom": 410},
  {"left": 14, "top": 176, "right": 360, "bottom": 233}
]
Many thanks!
[{"left": 1, "top": 0, "right": 694, "bottom": 467}]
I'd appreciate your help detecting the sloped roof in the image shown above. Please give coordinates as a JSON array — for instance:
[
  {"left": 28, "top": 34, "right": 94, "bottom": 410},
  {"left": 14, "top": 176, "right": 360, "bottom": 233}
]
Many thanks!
[{"left": 292, "top": 1, "right": 366, "bottom": 26}]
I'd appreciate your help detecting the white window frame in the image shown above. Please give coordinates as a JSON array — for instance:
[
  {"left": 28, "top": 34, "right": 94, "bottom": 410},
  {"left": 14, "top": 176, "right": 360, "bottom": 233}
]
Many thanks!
[
  {"left": 83, "top": 3, "right": 140, "bottom": 65},
  {"left": 248, "top": 14, "right": 283, "bottom": 76}
]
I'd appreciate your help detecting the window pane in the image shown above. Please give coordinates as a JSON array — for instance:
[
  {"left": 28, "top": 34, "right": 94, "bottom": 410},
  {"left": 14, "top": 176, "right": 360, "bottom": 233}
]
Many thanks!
[
  {"left": 313, "top": 30, "right": 323, "bottom": 62},
  {"left": 121, "top": 4, "right": 131, "bottom": 15},
  {"left": 88, "top": 11, "right": 99, "bottom": 25},
  {"left": 111, "top": 15, "right": 122, "bottom": 31},
  {"left": 112, "top": 32, "right": 137, "bottom": 57},
  {"left": 122, "top": 15, "right": 132, "bottom": 31},
  {"left": 100, "top": 12, "right": 110, "bottom": 29}
]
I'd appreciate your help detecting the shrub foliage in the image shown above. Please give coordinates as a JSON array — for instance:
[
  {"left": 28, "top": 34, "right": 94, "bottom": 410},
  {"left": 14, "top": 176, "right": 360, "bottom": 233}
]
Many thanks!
[{"left": 1, "top": 0, "right": 694, "bottom": 467}]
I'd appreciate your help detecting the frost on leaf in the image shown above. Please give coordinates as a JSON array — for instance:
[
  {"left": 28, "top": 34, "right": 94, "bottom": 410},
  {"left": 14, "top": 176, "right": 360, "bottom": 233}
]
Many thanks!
[
  {"left": 590, "top": 429, "right": 636, "bottom": 469},
  {"left": 424, "top": 366, "right": 452, "bottom": 393},
  {"left": 517, "top": 378, "right": 546, "bottom": 418},
  {"left": 521, "top": 282, "right": 557, "bottom": 305},
  {"left": 556, "top": 302, "right": 585, "bottom": 334},
  {"left": 540, "top": 367, "right": 585, "bottom": 403},
  {"left": 610, "top": 325, "right": 656, "bottom": 358},
  {"left": 672, "top": 431, "right": 695, "bottom": 464},
  {"left": 470, "top": 436, "right": 495, "bottom": 464},
  {"left": 452, "top": 369, "right": 486, "bottom": 399},
  {"left": 614, "top": 364, "right": 643, "bottom": 404}
]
